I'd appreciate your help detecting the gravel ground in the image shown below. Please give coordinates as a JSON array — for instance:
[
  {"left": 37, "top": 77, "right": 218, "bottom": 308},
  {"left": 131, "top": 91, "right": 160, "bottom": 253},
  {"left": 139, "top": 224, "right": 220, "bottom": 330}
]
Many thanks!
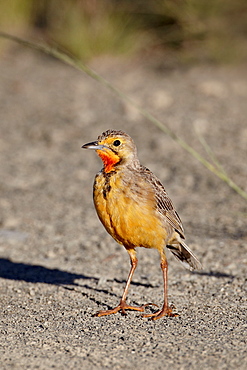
[{"left": 0, "top": 47, "right": 246, "bottom": 369}]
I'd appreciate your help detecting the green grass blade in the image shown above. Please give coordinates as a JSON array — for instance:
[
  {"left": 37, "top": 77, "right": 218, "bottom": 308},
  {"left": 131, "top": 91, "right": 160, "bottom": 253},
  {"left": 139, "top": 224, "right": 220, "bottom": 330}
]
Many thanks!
[{"left": 0, "top": 32, "right": 246, "bottom": 201}]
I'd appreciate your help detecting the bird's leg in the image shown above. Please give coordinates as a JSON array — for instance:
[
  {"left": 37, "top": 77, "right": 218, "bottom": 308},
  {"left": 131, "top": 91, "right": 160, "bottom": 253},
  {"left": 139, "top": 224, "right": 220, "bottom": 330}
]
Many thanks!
[
  {"left": 95, "top": 249, "right": 156, "bottom": 317},
  {"left": 142, "top": 251, "right": 178, "bottom": 320}
]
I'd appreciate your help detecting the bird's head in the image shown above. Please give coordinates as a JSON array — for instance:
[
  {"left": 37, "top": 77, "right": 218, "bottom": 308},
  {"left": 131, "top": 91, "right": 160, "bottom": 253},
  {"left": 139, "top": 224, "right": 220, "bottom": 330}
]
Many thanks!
[{"left": 82, "top": 129, "right": 139, "bottom": 173}]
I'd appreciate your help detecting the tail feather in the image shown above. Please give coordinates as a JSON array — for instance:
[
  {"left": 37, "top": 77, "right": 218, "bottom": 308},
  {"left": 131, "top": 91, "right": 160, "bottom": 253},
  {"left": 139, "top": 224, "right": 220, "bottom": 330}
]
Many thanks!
[{"left": 167, "top": 240, "right": 202, "bottom": 271}]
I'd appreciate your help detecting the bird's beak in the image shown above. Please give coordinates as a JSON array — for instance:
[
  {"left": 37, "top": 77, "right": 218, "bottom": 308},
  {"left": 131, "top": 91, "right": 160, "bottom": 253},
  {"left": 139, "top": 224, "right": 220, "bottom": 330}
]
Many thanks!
[{"left": 81, "top": 141, "right": 106, "bottom": 150}]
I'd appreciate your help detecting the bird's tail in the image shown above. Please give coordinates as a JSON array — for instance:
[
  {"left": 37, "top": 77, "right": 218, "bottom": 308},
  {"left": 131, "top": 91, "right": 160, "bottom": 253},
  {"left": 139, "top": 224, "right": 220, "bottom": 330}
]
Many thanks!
[{"left": 167, "top": 240, "right": 202, "bottom": 271}]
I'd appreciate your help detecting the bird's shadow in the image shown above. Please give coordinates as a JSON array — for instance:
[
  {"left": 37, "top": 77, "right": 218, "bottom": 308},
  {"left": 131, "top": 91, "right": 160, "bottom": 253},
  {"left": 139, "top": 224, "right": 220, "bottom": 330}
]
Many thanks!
[
  {"left": 191, "top": 270, "right": 235, "bottom": 279},
  {"left": 0, "top": 258, "right": 155, "bottom": 290},
  {"left": 0, "top": 258, "right": 235, "bottom": 290},
  {"left": 0, "top": 258, "right": 95, "bottom": 286},
  {"left": 0, "top": 258, "right": 154, "bottom": 309}
]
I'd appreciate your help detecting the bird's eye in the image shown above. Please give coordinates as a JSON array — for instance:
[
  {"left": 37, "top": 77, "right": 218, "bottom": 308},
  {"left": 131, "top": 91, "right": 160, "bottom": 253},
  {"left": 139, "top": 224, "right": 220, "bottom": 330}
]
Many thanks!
[{"left": 113, "top": 139, "right": 121, "bottom": 147}]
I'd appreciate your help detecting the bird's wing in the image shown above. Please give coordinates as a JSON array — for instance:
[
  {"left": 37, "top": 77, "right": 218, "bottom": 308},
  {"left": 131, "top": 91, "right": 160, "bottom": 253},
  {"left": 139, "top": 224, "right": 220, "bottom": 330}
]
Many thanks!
[{"left": 140, "top": 166, "right": 185, "bottom": 239}]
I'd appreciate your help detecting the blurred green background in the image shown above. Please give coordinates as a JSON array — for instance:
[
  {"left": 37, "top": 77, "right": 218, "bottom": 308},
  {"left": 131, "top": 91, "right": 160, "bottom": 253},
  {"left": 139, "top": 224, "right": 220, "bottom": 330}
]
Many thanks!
[{"left": 1, "top": 0, "right": 247, "bottom": 62}]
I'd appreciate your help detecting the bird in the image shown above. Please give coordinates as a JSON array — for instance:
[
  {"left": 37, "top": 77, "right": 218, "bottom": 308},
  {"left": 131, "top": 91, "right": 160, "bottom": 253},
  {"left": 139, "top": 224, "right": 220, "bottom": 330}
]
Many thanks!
[{"left": 82, "top": 129, "right": 202, "bottom": 320}]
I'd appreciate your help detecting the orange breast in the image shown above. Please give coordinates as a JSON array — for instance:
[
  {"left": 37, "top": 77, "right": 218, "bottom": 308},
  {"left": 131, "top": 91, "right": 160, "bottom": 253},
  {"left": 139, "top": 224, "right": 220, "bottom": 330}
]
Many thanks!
[{"left": 93, "top": 171, "right": 168, "bottom": 251}]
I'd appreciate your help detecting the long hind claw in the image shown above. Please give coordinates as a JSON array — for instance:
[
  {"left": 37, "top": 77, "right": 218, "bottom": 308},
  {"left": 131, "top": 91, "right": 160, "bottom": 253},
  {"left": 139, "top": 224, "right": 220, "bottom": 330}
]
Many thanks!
[
  {"left": 94, "top": 301, "right": 159, "bottom": 317},
  {"left": 142, "top": 305, "right": 179, "bottom": 320},
  {"left": 95, "top": 303, "right": 145, "bottom": 317}
]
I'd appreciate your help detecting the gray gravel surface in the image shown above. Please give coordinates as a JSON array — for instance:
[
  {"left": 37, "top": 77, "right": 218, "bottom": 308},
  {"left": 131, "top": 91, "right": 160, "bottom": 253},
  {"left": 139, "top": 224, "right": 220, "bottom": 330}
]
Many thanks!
[{"left": 0, "top": 48, "right": 247, "bottom": 369}]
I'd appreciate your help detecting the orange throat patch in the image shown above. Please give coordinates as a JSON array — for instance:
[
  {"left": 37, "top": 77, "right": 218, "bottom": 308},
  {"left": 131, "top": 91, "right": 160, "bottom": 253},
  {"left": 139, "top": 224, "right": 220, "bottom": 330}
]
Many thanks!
[{"left": 97, "top": 149, "right": 120, "bottom": 173}]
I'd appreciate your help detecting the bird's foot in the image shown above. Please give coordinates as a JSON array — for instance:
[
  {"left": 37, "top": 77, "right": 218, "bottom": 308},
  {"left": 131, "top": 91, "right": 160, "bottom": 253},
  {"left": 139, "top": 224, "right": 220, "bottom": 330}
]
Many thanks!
[
  {"left": 94, "top": 301, "right": 158, "bottom": 317},
  {"left": 142, "top": 305, "right": 178, "bottom": 320}
]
